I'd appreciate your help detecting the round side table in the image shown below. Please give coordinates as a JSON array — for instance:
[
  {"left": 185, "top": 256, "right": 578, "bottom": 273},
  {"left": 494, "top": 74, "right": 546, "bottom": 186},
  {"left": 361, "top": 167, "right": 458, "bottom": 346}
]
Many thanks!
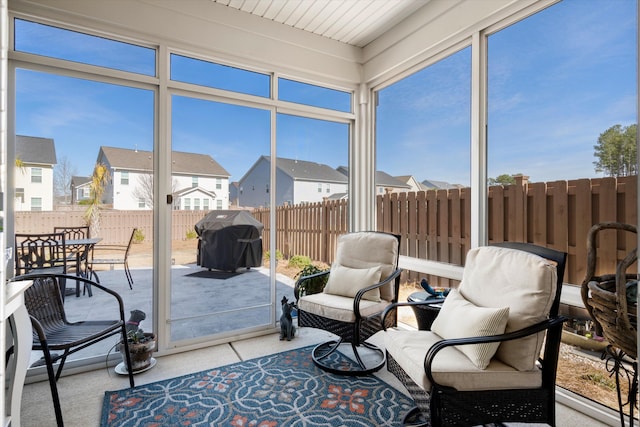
[{"left": 407, "top": 291, "right": 446, "bottom": 330}]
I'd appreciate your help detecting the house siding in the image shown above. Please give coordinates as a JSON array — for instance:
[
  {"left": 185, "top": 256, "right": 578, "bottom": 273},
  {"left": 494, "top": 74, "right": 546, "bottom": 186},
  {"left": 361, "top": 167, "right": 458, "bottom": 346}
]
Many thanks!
[{"left": 14, "top": 165, "right": 54, "bottom": 211}]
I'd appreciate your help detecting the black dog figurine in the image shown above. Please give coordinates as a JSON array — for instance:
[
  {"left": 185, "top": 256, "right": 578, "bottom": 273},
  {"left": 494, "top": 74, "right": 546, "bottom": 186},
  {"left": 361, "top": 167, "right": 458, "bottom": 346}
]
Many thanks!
[
  {"left": 279, "top": 296, "right": 296, "bottom": 341},
  {"left": 125, "top": 309, "right": 146, "bottom": 336}
]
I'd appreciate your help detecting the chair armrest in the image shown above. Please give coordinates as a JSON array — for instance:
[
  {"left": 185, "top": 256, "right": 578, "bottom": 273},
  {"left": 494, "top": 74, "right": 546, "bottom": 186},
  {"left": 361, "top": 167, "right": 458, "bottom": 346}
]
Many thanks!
[
  {"left": 424, "top": 316, "right": 567, "bottom": 388},
  {"left": 294, "top": 270, "right": 330, "bottom": 300},
  {"left": 381, "top": 299, "right": 437, "bottom": 330},
  {"left": 353, "top": 268, "right": 402, "bottom": 316},
  {"left": 13, "top": 273, "right": 128, "bottom": 323}
]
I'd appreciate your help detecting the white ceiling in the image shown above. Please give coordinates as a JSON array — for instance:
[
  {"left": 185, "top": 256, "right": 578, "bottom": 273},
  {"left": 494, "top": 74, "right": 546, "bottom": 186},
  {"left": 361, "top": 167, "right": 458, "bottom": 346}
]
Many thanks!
[{"left": 210, "top": 0, "right": 429, "bottom": 47}]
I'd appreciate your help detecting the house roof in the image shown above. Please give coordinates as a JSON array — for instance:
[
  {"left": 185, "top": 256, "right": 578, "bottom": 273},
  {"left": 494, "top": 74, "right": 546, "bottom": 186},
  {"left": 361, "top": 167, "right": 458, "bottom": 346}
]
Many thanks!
[
  {"left": 71, "top": 175, "right": 91, "bottom": 187},
  {"left": 337, "top": 166, "right": 410, "bottom": 189},
  {"left": 248, "top": 156, "right": 347, "bottom": 183},
  {"left": 173, "top": 186, "right": 217, "bottom": 199},
  {"left": 16, "top": 135, "right": 57, "bottom": 165},
  {"left": 98, "top": 146, "right": 230, "bottom": 177},
  {"left": 422, "top": 179, "right": 462, "bottom": 190}
]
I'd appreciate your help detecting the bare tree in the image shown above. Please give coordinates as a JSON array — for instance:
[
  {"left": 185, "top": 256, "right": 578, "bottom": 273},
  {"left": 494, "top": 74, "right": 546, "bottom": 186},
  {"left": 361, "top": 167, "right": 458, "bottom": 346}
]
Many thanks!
[
  {"left": 132, "top": 174, "right": 179, "bottom": 208},
  {"left": 54, "top": 156, "right": 77, "bottom": 204},
  {"left": 133, "top": 173, "right": 154, "bottom": 208}
]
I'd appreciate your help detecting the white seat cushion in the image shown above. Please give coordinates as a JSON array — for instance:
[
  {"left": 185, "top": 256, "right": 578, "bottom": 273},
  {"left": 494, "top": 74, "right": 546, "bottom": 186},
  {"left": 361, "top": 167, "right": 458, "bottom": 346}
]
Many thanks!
[
  {"left": 384, "top": 328, "right": 542, "bottom": 392},
  {"left": 298, "top": 292, "right": 391, "bottom": 323},
  {"left": 459, "top": 246, "right": 557, "bottom": 371}
]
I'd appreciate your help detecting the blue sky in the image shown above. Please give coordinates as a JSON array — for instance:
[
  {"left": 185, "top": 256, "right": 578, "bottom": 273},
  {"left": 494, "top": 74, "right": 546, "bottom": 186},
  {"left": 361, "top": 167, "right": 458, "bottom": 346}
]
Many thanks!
[{"left": 15, "top": 0, "right": 637, "bottom": 187}]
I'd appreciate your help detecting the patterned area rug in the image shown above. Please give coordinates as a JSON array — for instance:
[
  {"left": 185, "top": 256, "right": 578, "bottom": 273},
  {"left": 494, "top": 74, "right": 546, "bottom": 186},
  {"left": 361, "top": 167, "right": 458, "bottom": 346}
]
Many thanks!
[{"left": 102, "top": 346, "right": 413, "bottom": 426}]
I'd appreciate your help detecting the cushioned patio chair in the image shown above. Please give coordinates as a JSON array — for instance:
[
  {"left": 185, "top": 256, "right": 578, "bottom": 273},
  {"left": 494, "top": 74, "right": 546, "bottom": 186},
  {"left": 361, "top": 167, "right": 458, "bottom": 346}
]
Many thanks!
[
  {"left": 9, "top": 273, "right": 135, "bottom": 427},
  {"left": 383, "top": 243, "right": 567, "bottom": 426},
  {"left": 295, "top": 231, "right": 402, "bottom": 375}
]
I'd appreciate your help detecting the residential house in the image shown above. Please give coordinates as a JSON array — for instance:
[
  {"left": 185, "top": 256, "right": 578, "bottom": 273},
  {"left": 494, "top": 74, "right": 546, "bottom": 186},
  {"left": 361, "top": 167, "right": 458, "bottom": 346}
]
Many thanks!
[
  {"left": 70, "top": 175, "right": 91, "bottom": 205},
  {"left": 14, "top": 135, "right": 56, "bottom": 211},
  {"left": 229, "top": 181, "right": 240, "bottom": 207},
  {"left": 336, "top": 166, "right": 411, "bottom": 196},
  {"left": 96, "top": 146, "right": 230, "bottom": 210},
  {"left": 395, "top": 175, "right": 429, "bottom": 192},
  {"left": 422, "top": 179, "right": 463, "bottom": 190},
  {"left": 239, "top": 156, "right": 348, "bottom": 207}
]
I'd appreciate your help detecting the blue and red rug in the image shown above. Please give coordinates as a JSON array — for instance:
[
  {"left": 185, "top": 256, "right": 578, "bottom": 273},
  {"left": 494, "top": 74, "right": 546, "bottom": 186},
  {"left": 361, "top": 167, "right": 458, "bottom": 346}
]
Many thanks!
[{"left": 101, "top": 345, "right": 413, "bottom": 426}]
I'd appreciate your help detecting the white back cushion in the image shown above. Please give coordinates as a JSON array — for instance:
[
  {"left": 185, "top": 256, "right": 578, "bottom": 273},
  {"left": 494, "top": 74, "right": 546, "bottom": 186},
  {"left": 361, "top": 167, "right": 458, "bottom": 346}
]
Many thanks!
[
  {"left": 431, "top": 289, "right": 509, "bottom": 369},
  {"left": 323, "top": 264, "right": 382, "bottom": 301},
  {"left": 459, "top": 246, "right": 557, "bottom": 371},
  {"left": 332, "top": 232, "right": 399, "bottom": 301}
]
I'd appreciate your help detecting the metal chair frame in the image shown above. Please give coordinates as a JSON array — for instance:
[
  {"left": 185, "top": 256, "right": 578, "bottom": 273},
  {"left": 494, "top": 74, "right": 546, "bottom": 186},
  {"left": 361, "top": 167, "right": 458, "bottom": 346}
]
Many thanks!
[{"left": 10, "top": 273, "right": 135, "bottom": 427}]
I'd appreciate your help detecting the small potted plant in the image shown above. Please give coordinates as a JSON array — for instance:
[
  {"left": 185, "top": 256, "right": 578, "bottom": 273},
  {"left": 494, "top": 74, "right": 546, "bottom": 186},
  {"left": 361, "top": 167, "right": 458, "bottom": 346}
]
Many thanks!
[
  {"left": 294, "top": 264, "right": 329, "bottom": 298},
  {"left": 118, "top": 310, "right": 156, "bottom": 373}
]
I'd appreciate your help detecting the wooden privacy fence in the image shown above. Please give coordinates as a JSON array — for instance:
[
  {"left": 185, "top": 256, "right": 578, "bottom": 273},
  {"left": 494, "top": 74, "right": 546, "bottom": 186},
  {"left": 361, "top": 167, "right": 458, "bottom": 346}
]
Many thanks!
[
  {"left": 15, "top": 175, "right": 637, "bottom": 286},
  {"left": 254, "top": 175, "right": 637, "bottom": 286},
  {"left": 15, "top": 208, "right": 205, "bottom": 245}
]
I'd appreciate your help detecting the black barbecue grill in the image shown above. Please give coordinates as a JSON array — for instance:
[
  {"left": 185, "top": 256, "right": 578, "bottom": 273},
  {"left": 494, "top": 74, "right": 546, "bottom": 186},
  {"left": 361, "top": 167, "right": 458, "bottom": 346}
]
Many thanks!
[{"left": 195, "top": 210, "right": 264, "bottom": 272}]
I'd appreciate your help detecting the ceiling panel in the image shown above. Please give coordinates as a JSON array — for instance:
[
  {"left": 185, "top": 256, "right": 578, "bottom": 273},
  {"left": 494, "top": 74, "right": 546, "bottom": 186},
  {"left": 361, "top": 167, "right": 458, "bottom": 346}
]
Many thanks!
[{"left": 210, "top": 0, "right": 428, "bottom": 47}]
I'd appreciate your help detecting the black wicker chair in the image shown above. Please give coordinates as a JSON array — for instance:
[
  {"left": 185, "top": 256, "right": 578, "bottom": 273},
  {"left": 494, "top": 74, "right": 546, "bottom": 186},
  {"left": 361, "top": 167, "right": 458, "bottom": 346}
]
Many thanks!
[
  {"left": 382, "top": 243, "right": 567, "bottom": 426},
  {"left": 10, "top": 273, "right": 135, "bottom": 427},
  {"left": 295, "top": 231, "right": 402, "bottom": 375}
]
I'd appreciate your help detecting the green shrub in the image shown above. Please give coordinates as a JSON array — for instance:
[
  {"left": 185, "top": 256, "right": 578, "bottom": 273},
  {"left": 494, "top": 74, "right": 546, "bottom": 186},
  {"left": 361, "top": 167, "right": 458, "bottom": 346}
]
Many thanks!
[
  {"left": 185, "top": 230, "right": 197, "bottom": 240},
  {"left": 264, "top": 249, "right": 283, "bottom": 262},
  {"left": 288, "top": 255, "right": 311, "bottom": 269},
  {"left": 133, "top": 228, "right": 145, "bottom": 243},
  {"left": 295, "top": 264, "right": 329, "bottom": 296}
]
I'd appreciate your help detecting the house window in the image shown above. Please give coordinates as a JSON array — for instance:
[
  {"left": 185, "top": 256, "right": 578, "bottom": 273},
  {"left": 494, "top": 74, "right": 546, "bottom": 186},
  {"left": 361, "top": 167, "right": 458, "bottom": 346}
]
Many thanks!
[
  {"left": 266, "top": 184, "right": 269, "bottom": 193},
  {"left": 31, "top": 167, "right": 42, "bottom": 183},
  {"left": 83, "top": 188, "right": 90, "bottom": 198},
  {"left": 326, "top": 184, "right": 330, "bottom": 193},
  {"left": 31, "top": 197, "right": 42, "bottom": 211},
  {"left": 203, "top": 199, "right": 209, "bottom": 210},
  {"left": 121, "top": 171, "right": 129, "bottom": 185},
  {"left": 184, "top": 198, "right": 190, "bottom": 210},
  {"left": 194, "top": 198, "right": 200, "bottom": 211},
  {"left": 138, "top": 198, "right": 145, "bottom": 208},
  {"left": 216, "top": 199, "right": 222, "bottom": 210},
  {"left": 192, "top": 177, "right": 198, "bottom": 188},
  {"left": 318, "top": 183, "right": 322, "bottom": 193},
  {"left": 15, "top": 188, "right": 24, "bottom": 203},
  {"left": 216, "top": 178, "right": 222, "bottom": 189}
]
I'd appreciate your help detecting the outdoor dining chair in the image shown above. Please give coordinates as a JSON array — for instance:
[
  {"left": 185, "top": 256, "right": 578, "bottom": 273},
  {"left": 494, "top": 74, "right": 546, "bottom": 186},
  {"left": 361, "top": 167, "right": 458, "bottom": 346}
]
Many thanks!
[
  {"left": 14, "top": 232, "right": 68, "bottom": 276},
  {"left": 382, "top": 243, "right": 567, "bottom": 426},
  {"left": 54, "top": 226, "right": 92, "bottom": 296},
  {"left": 90, "top": 228, "right": 137, "bottom": 289}
]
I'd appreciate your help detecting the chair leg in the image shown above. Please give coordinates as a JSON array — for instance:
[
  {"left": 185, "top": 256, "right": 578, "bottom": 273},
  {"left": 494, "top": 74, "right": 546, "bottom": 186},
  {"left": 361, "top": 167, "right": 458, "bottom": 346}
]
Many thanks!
[
  {"left": 311, "top": 338, "right": 385, "bottom": 376},
  {"left": 124, "top": 261, "right": 133, "bottom": 289},
  {"left": 119, "top": 324, "right": 135, "bottom": 388},
  {"left": 41, "top": 342, "right": 65, "bottom": 427},
  {"left": 54, "top": 351, "right": 70, "bottom": 381}
]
